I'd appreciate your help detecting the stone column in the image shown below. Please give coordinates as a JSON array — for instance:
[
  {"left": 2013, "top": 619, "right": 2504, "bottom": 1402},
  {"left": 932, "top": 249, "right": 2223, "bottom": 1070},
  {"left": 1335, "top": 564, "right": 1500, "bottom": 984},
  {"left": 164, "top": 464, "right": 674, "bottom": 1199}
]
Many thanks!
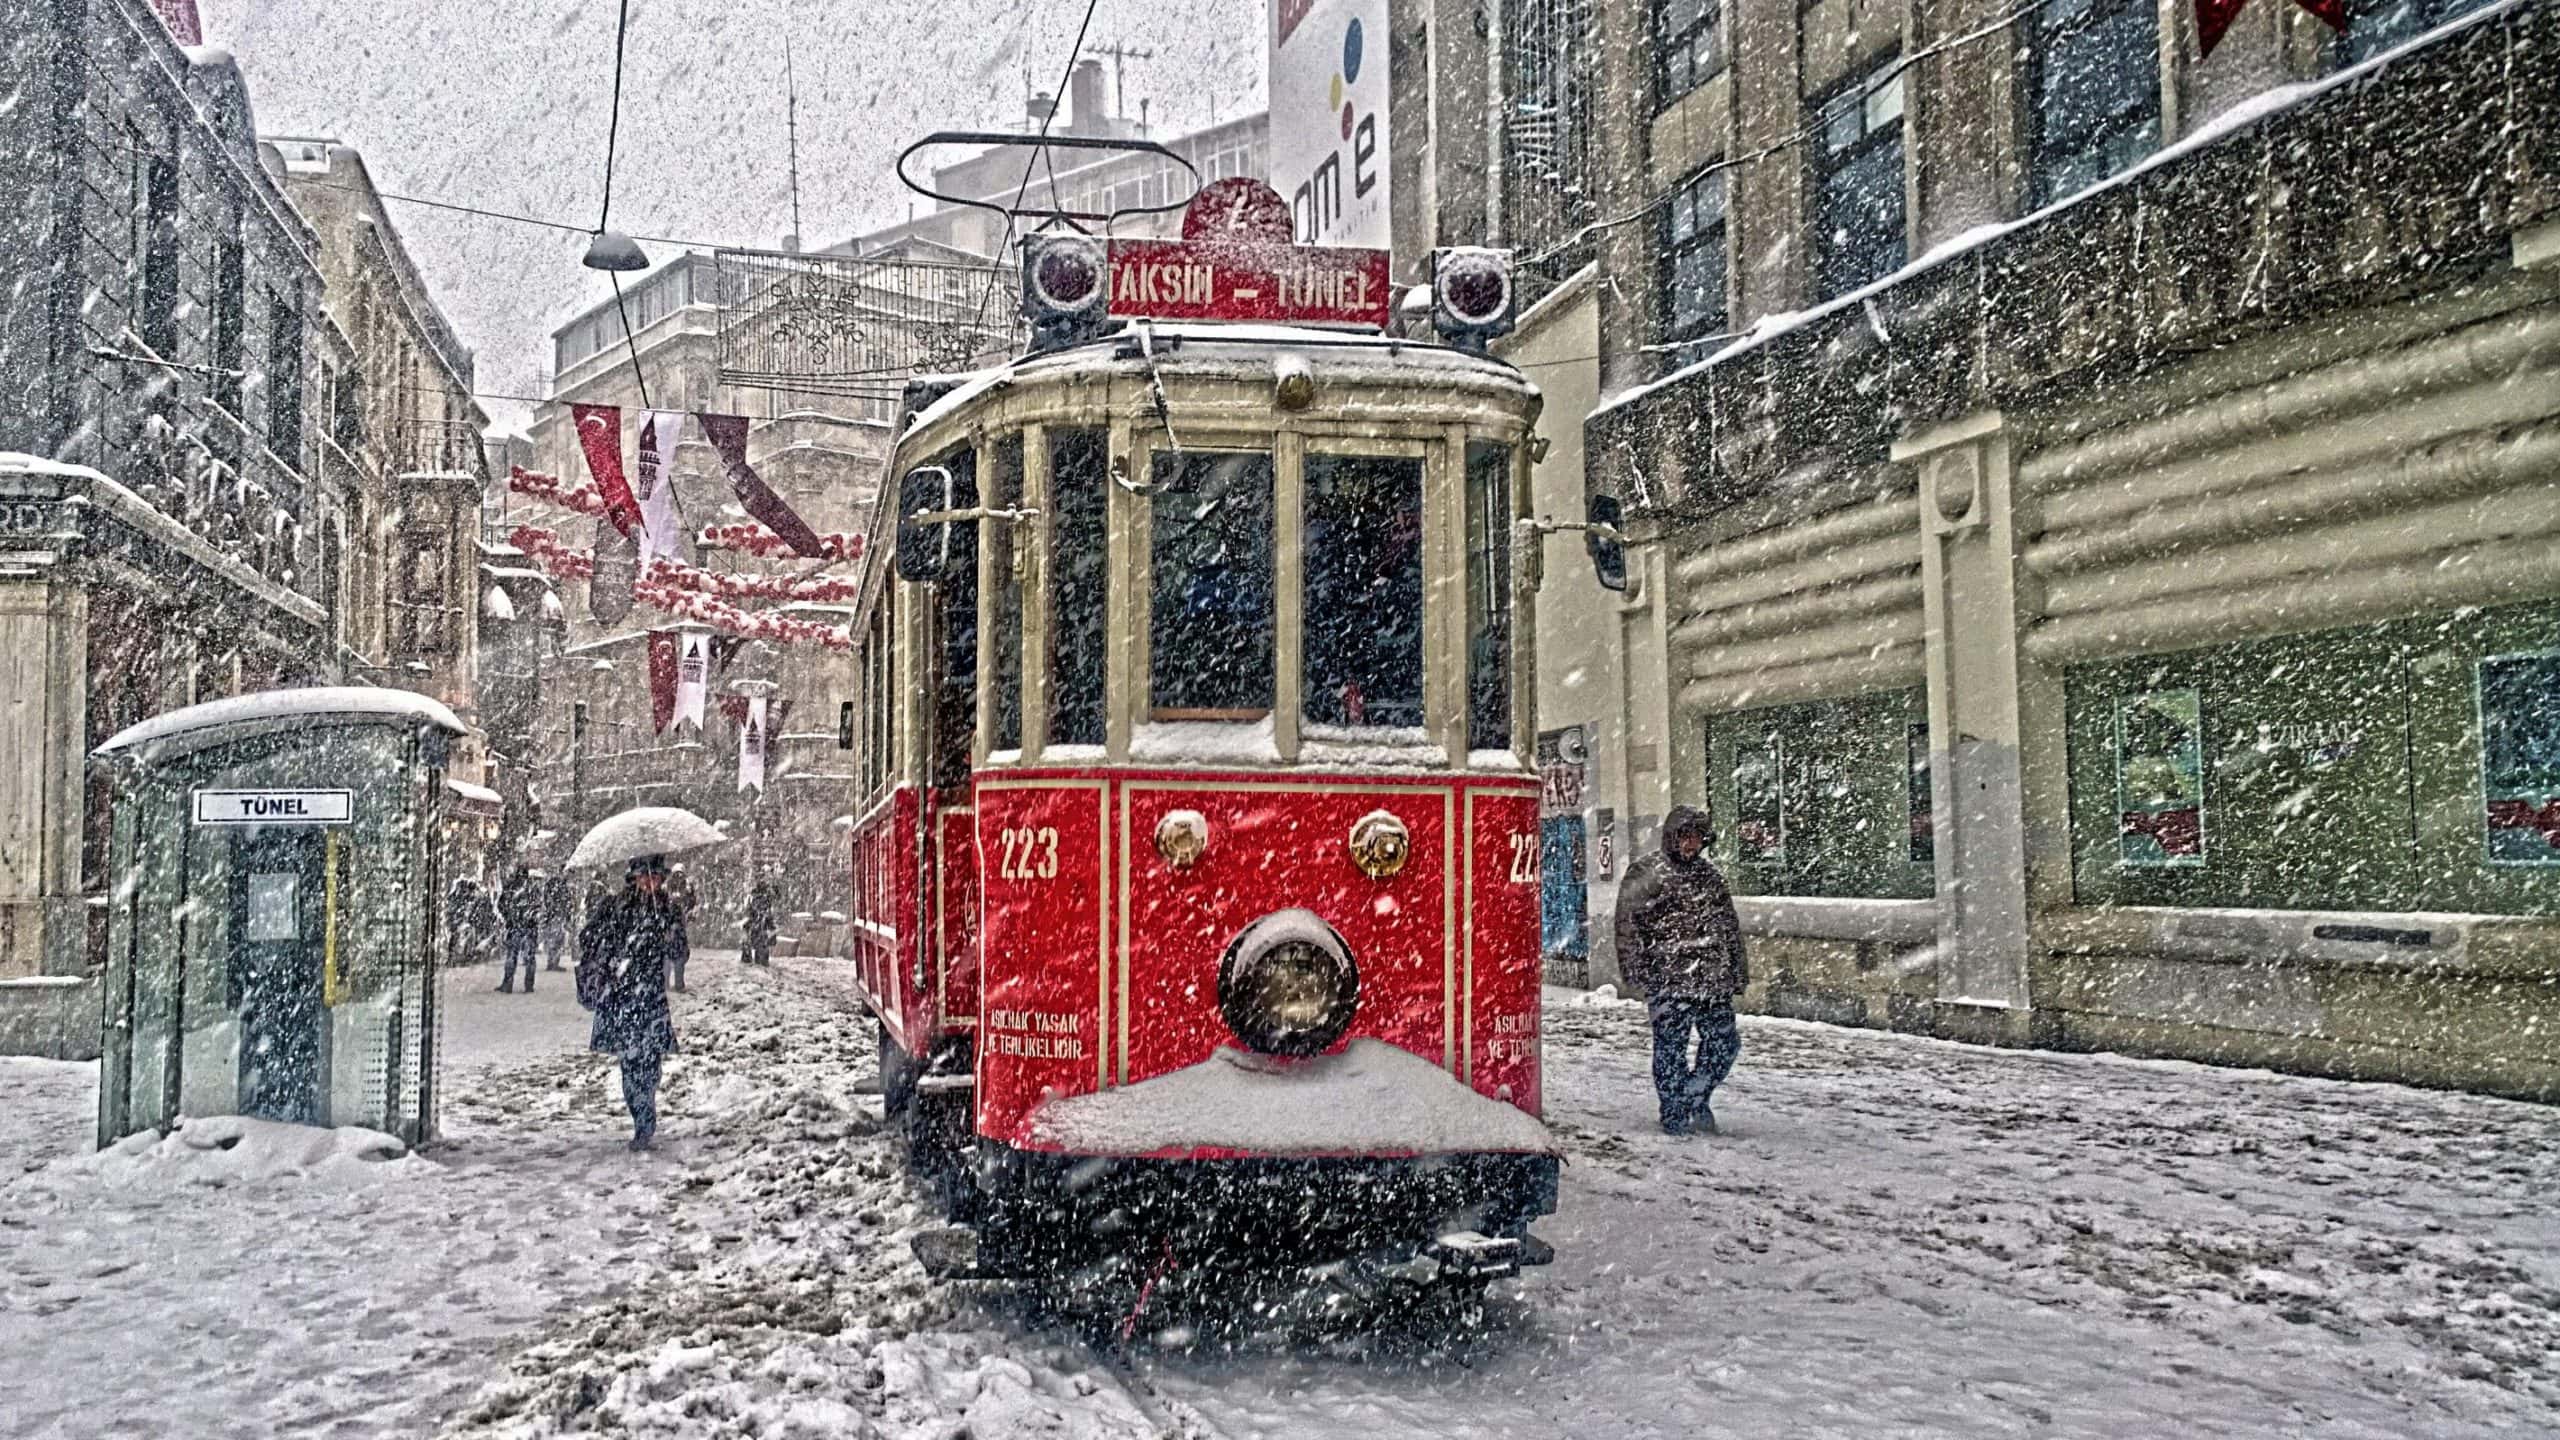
[{"left": 1894, "top": 411, "right": 2062, "bottom": 1038}]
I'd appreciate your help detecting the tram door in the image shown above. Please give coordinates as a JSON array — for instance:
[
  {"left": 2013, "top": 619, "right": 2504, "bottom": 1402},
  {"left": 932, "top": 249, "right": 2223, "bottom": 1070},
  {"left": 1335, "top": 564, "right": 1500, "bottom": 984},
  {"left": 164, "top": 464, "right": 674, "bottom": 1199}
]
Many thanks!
[
  {"left": 925, "top": 453, "right": 982, "bottom": 1017},
  {"left": 227, "top": 829, "right": 328, "bottom": 1124}
]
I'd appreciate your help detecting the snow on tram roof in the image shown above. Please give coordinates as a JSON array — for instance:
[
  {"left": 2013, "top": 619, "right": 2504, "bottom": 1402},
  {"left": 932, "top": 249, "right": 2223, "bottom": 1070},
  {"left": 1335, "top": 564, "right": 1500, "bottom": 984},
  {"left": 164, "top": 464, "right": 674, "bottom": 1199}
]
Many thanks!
[
  {"left": 903, "top": 321, "right": 1535, "bottom": 437},
  {"left": 96, "top": 686, "right": 466, "bottom": 758}
]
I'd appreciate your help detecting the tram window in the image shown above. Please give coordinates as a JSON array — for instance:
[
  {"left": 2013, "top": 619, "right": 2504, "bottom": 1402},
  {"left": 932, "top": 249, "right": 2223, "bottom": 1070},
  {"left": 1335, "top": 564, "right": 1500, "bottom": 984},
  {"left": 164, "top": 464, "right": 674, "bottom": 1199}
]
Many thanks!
[
  {"left": 1303, "top": 454, "right": 1425, "bottom": 728},
  {"left": 935, "top": 449, "right": 979, "bottom": 789},
  {"left": 1466, "top": 441, "right": 1515, "bottom": 751},
  {"left": 1150, "top": 450, "right": 1276, "bottom": 719},
  {"left": 1049, "top": 429, "right": 1109, "bottom": 746},
  {"left": 989, "top": 434, "right": 1025, "bottom": 752}
]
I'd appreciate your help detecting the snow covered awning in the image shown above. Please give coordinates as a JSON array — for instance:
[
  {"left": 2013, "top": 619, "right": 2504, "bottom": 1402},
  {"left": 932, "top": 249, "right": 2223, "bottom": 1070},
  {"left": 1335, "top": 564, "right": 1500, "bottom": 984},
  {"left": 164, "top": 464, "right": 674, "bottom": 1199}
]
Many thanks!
[
  {"left": 443, "top": 779, "right": 504, "bottom": 814},
  {"left": 95, "top": 686, "right": 465, "bottom": 762}
]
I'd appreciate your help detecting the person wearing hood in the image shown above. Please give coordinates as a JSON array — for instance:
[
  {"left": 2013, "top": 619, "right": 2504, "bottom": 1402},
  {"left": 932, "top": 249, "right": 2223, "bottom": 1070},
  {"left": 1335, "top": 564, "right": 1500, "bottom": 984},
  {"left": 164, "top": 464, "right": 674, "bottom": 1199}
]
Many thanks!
[
  {"left": 577, "top": 854, "right": 687, "bottom": 1151},
  {"left": 1613, "top": 805, "right": 1749, "bottom": 1134}
]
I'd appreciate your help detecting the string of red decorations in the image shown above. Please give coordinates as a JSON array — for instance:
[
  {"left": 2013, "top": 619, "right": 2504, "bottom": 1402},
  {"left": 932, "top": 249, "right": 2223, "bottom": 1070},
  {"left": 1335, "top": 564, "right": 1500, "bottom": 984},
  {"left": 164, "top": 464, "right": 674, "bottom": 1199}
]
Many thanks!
[
  {"left": 697, "top": 520, "right": 863, "bottom": 560},
  {"left": 642, "top": 558, "right": 861, "bottom": 603},
  {"left": 507, "top": 465, "right": 611, "bottom": 519},
  {"left": 508, "top": 525, "right": 853, "bottom": 650}
]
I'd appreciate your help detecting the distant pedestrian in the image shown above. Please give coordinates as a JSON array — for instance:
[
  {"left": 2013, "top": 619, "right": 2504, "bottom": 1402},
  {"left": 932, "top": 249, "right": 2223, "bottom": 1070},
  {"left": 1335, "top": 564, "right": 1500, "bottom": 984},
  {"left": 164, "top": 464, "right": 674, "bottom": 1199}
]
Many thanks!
[
  {"left": 741, "top": 881, "right": 777, "bottom": 968},
  {"left": 1613, "top": 805, "right": 1748, "bottom": 1135},
  {"left": 540, "top": 870, "right": 574, "bottom": 971},
  {"left": 665, "top": 865, "right": 700, "bottom": 991},
  {"left": 497, "top": 864, "right": 541, "bottom": 993},
  {"left": 578, "top": 855, "right": 686, "bottom": 1151},
  {"left": 447, "top": 876, "right": 491, "bottom": 968}
]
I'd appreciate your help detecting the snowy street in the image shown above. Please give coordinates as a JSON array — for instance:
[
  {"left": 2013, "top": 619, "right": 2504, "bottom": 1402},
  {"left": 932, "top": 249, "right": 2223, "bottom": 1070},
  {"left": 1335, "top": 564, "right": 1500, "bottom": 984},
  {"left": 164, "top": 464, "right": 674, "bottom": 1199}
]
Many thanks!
[{"left": 2, "top": 958, "right": 2555, "bottom": 1438}]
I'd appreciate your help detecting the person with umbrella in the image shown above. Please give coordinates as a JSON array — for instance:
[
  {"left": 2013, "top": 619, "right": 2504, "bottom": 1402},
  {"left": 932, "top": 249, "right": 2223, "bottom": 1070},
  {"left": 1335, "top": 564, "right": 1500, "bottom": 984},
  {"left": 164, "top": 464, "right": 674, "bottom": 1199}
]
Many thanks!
[{"left": 578, "top": 854, "right": 687, "bottom": 1151}]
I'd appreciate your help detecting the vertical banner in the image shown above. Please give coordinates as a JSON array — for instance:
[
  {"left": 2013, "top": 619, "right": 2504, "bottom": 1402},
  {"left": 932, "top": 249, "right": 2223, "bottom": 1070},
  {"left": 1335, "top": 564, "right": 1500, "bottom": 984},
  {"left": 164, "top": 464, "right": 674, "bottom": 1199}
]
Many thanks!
[
  {"left": 738, "top": 697, "right": 769, "bottom": 792},
  {"left": 1270, "top": 0, "right": 1390, "bottom": 248},
  {"left": 635, "top": 409, "right": 689, "bottom": 565},
  {"left": 571, "top": 405, "right": 642, "bottom": 534},
  {"left": 674, "top": 631, "right": 710, "bottom": 730},
  {"left": 647, "top": 628, "right": 680, "bottom": 732}
]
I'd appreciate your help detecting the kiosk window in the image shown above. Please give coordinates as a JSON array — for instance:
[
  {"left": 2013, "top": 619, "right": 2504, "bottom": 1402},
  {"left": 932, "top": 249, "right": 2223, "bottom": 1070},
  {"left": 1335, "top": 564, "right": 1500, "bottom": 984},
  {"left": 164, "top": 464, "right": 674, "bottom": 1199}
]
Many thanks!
[
  {"left": 1304, "top": 454, "right": 1424, "bottom": 728},
  {"left": 1151, "top": 451, "right": 1275, "bottom": 719}
]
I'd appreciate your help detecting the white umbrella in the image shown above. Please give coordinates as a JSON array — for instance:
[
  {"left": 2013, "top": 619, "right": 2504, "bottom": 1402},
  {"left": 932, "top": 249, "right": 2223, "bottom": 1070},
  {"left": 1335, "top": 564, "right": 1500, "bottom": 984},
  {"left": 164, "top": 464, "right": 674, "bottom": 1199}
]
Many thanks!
[{"left": 567, "top": 807, "right": 726, "bottom": 870}]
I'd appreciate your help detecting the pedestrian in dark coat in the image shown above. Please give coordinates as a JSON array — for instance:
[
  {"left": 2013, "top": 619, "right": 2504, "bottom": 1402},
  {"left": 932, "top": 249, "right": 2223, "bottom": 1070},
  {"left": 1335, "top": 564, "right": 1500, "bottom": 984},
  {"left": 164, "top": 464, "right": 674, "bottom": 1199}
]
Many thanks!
[
  {"left": 1613, "top": 805, "right": 1749, "bottom": 1134},
  {"left": 741, "top": 882, "right": 777, "bottom": 967},
  {"left": 664, "top": 866, "right": 699, "bottom": 991},
  {"left": 497, "top": 865, "right": 542, "bottom": 993},
  {"left": 579, "top": 855, "right": 686, "bottom": 1151}
]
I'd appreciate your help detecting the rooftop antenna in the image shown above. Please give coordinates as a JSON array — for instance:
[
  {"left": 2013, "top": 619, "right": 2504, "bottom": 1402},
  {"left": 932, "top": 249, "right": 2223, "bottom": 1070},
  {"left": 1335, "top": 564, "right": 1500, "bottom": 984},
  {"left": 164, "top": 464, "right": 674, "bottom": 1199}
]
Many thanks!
[
  {"left": 783, "top": 7, "right": 804, "bottom": 252},
  {"left": 1091, "top": 40, "right": 1156, "bottom": 123}
]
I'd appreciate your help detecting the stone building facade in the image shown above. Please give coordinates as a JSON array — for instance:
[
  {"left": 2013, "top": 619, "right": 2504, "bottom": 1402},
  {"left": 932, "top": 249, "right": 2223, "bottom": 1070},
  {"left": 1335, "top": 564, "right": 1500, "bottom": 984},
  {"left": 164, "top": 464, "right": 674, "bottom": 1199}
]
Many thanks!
[
  {"left": 0, "top": 0, "right": 494, "bottom": 1053},
  {"left": 1564, "top": 0, "right": 2560, "bottom": 1095}
]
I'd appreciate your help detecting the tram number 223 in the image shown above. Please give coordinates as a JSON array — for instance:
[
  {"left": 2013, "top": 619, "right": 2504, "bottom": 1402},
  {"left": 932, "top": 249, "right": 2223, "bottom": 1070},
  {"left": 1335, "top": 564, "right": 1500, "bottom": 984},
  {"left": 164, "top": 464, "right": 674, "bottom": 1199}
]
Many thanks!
[
  {"left": 996, "top": 825, "right": 1060, "bottom": 882},
  {"left": 1507, "top": 832, "right": 1538, "bottom": 885}
]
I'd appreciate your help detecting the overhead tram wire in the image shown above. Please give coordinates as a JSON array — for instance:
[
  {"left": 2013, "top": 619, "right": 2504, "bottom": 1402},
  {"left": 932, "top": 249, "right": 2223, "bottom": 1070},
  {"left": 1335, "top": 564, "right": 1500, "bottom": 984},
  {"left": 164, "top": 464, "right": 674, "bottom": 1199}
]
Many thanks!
[
  {"left": 969, "top": 0, "right": 1109, "bottom": 333},
  {"left": 595, "top": 0, "right": 657, "bottom": 412}
]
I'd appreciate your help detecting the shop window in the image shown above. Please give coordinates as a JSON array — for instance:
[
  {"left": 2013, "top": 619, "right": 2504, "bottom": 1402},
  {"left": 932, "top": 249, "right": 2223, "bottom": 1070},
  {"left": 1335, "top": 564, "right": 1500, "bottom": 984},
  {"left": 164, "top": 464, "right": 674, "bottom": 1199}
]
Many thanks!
[
  {"left": 1303, "top": 454, "right": 1425, "bottom": 729},
  {"left": 1809, "top": 60, "right": 1906, "bottom": 300},
  {"left": 1710, "top": 691, "right": 1934, "bottom": 898},
  {"left": 1653, "top": 0, "right": 1721, "bottom": 106},
  {"left": 988, "top": 435, "right": 1024, "bottom": 753},
  {"left": 2025, "top": 0, "right": 2161, "bottom": 208},
  {"left": 1465, "top": 442, "right": 1515, "bottom": 750},
  {"left": 2114, "top": 689, "right": 2206, "bottom": 867},
  {"left": 2347, "top": 0, "right": 2499, "bottom": 61},
  {"left": 2480, "top": 652, "right": 2560, "bottom": 865},
  {"left": 1734, "top": 729, "right": 1786, "bottom": 864},
  {"left": 1049, "top": 429, "right": 1109, "bottom": 745},
  {"left": 1907, "top": 720, "right": 1935, "bottom": 864},
  {"left": 1660, "top": 170, "right": 1728, "bottom": 345},
  {"left": 1149, "top": 450, "right": 1275, "bottom": 720}
]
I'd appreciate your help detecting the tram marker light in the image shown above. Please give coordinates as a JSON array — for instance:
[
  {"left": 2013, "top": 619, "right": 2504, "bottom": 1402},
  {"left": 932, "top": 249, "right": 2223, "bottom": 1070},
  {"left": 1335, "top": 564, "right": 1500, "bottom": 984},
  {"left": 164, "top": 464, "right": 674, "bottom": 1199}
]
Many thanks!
[
  {"left": 1430, "top": 247, "right": 1516, "bottom": 353},
  {"left": 1020, "top": 234, "right": 1111, "bottom": 351}
]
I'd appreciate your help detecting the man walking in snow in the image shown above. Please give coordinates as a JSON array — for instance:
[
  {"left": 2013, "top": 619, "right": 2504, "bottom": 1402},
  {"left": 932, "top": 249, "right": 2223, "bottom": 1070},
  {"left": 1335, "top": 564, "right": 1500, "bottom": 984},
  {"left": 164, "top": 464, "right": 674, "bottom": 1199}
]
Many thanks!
[
  {"left": 497, "top": 865, "right": 542, "bottom": 993},
  {"left": 579, "top": 856, "right": 686, "bottom": 1151},
  {"left": 1614, "top": 805, "right": 1749, "bottom": 1134}
]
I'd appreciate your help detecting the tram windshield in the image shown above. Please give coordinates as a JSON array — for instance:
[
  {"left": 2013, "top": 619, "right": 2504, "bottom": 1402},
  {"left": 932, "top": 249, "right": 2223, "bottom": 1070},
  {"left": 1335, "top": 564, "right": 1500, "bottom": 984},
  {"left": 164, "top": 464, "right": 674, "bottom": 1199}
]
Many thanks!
[
  {"left": 1303, "top": 453, "right": 1426, "bottom": 730},
  {"left": 1149, "top": 451, "right": 1276, "bottom": 721}
]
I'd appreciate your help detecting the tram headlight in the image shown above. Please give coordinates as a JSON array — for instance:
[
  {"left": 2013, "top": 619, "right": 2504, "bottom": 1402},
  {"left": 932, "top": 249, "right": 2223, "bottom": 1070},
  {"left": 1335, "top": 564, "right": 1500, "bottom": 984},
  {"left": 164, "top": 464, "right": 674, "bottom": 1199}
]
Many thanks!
[
  {"left": 1021, "top": 234, "right": 1110, "bottom": 350},
  {"left": 1218, "top": 910, "right": 1359, "bottom": 1058}
]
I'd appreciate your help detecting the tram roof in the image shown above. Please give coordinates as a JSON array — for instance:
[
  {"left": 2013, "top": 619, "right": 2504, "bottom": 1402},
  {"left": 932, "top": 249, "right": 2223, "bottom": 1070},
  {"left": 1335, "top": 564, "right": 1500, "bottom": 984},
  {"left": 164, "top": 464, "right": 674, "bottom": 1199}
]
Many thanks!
[{"left": 902, "top": 321, "right": 1537, "bottom": 439}]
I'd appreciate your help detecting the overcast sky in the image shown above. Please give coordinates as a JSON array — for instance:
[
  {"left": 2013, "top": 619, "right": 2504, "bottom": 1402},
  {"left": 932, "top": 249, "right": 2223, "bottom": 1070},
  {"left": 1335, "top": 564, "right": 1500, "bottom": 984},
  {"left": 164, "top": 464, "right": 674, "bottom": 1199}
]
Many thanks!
[{"left": 199, "top": 0, "right": 1266, "bottom": 431}]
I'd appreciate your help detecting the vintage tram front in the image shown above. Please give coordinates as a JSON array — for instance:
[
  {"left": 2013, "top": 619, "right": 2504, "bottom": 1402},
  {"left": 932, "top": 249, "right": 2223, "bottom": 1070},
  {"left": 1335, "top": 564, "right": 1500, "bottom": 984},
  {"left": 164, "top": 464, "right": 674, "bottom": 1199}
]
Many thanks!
[{"left": 842, "top": 195, "right": 1557, "bottom": 1302}]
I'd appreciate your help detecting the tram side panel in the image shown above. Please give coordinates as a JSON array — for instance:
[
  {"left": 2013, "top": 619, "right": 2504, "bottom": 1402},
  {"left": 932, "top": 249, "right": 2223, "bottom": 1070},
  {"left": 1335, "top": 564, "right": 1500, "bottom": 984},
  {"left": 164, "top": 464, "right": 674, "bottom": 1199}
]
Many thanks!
[
  {"left": 1464, "top": 786, "right": 1545, "bottom": 1116},
  {"left": 850, "top": 788, "right": 928, "bottom": 1053},
  {"left": 973, "top": 777, "right": 1114, "bottom": 1142}
]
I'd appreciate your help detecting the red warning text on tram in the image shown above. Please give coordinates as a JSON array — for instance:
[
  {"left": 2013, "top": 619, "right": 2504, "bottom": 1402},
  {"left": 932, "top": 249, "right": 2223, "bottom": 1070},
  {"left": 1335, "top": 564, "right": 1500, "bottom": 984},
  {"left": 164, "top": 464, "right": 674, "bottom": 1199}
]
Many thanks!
[{"left": 1105, "top": 238, "right": 1392, "bottom": 329}]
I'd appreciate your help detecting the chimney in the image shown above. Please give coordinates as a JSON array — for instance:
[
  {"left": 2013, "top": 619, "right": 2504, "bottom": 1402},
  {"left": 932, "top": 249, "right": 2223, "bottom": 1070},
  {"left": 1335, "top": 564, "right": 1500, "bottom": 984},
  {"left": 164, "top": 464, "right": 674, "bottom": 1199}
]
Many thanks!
[{"left": 1068, "top": 59, "right": 1106, "bottom": 135}]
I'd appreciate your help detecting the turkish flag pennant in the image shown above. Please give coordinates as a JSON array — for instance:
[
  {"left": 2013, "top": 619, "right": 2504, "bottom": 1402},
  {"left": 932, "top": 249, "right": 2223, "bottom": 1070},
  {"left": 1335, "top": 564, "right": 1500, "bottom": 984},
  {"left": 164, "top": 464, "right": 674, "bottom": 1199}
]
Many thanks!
[
  {"left": 698, "top": 413, "right": 827, "bottom": 557},
  {"left": 2196, "top": 0, "right": 2345, "bottom": 57},
  {"left": 572, "top": 404, "right": 644, "bottom": 535},
  {"left": 646, "top": 629, "right": 680, "bottom": 732}
]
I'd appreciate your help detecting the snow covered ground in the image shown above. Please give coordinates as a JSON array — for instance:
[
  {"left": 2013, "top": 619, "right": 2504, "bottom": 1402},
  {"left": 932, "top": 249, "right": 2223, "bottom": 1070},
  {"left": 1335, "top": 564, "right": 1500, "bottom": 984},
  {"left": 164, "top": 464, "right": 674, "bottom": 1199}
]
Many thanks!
[{"left": 2, "top": 962, "right": 2554, "bottom": 1438}]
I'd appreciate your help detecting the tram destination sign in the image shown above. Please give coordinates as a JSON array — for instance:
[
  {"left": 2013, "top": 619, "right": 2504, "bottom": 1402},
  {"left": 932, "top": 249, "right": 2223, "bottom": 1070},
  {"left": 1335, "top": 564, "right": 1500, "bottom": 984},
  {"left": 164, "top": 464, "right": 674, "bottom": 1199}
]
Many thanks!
[
  {"left": 192, "top": 789, "right": 355, "bottom": 827},
  {"left": 1105, "top": 237, "right": 1392, "bottom": 329}
]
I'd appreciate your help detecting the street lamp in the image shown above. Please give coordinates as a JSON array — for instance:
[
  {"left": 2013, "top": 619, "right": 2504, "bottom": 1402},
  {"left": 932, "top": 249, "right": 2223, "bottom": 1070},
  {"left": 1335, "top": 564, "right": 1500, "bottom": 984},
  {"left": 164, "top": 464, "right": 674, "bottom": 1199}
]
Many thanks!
[{"left": 581, "top": 230, "right": 650, "bottom": 272}]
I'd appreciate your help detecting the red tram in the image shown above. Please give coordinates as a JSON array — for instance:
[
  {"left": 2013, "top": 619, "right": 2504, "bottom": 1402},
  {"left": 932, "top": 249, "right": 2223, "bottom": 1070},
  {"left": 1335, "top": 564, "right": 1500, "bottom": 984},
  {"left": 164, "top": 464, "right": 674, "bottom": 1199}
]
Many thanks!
[{"left": 843, "top": 150, "right": 1560, "bottom": 1304}]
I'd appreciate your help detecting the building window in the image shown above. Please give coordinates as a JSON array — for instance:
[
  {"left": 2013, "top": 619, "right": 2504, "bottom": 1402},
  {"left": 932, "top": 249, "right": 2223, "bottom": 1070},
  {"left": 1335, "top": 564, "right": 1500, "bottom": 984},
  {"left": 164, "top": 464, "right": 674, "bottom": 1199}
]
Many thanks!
[
  {"left": 212, "top": 226, "right": 245, "bottom": 417},
  {"left": 2347, "top": 0, "right": 2500, "bottom": 61},
  {"left": 394, "top": 526, "right": 448, "bottom": 657},
  {"left": 1303, "top": 454, "right": 1426, "bottom": 730},
  {"left": 267, "top": 291, "right": 304, "bottom": 464},
  {"left": 1809, "top": 60, "right": 1906, "bottom": 299},
  {"left": 1149, "top": 451, "right": 1275, "bottom": 720},
  {"left": 139, "top": 154, "right": 180, "bottom": 360},
  {"left": 1503, "top": 0, "right": 1599, "bottom": 286},
  {"left": 2480, "top": 652, "right": 2560, "bottom": 865},
  {"left": 2025, "top": 0, "right": 2161, "bottom": 208},
  {"left": 1907, "top": 719, "right": 1935, "bottom": 864},
  {"left": 1659, "top": 169, "right": 1728, "bottom": 345},
  {"left": 1654, "top": 0, "right": 1721, "bottom": 106}
]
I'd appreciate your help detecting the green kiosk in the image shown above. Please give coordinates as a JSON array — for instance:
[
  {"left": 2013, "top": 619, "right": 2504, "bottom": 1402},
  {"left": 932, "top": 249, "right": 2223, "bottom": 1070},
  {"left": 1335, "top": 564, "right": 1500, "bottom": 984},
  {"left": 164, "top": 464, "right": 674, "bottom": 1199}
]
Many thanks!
[{"left": 92, "top": 687, "right": 462, "bottom": 1148}]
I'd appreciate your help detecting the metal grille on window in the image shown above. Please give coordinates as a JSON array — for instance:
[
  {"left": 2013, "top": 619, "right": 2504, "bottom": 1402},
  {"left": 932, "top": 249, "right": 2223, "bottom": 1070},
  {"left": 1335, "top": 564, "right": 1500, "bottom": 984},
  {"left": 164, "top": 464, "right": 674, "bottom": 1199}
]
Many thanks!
[
  {"left": 1502, "top": 0, "right": 1598, "bottom": 294},
  {"left": 1653, "top": 0, "right": 1720, "bottom": 107},
  {"left": 1660, "top": 170, "right": 1728, "bottom": 346},
  {"left": 1809, "top": 61, "right": 1906, "bottom": 300},
  {"left": 2027, "top": 0, "right": 2161, "bottom": 208}
]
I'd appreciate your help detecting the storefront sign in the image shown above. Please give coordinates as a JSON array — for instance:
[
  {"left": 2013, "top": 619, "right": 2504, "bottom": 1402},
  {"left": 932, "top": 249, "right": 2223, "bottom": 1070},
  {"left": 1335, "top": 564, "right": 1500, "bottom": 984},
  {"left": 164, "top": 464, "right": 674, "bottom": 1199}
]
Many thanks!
[
  {"left": 1270, "top": 0, "right": 1391, "bottom": 248},
  {"left": 193, "top": 789, "right": 354, "bottom": 826}
]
